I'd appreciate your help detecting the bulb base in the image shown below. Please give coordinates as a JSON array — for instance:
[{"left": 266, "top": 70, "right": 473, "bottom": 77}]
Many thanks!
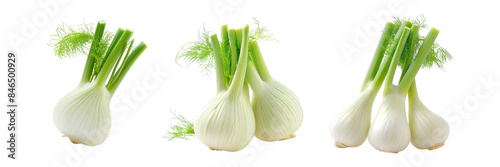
[
  {"left": 67, "top": 136, "right": 82, "bottom": 144},
  {"left": 428, "top": 142, "right": 445, "bottom": 150},
  {"left": 335, "top": 141, "right": 348, "bottom": 148},
  {"left": 376, "top": 148, "right": 399, "bottom": 154},
  {"left": 278, "top": 134, "right": 296, "bottom": 141}
]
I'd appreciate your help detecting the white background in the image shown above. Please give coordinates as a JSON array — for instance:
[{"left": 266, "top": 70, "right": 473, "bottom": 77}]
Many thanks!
[{"left": 1, "top": 0, "right": 499, "bottom": 166}]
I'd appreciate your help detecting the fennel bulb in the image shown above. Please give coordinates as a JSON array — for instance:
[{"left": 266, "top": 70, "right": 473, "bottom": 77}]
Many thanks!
[
  {"left": 194, "top": 25, "right": 255, "bottom": 151},
  {"left": 53, "top": 82, "right": 111, "bottom": 145},
  {"left": 331, "top": 86, "right": 376, "bottom": 147},
  {"left": 51, "top": 21, "right": 147, "bottom": 146},
  {"left": 246, "top": 41, "right": 303, "bottom": 141},
  {"left": 368, "top": 89, "right": 411, "bottom": 153},
  {"left": 408, "top": 82, "right": 449, "bottom": 150},
  {"left": 330, "top": 22, "right": 396, "bottom": 147}
]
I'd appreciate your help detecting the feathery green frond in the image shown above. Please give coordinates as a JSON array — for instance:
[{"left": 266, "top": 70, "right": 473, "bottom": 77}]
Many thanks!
[
  {"left": 164, "top": 110, "right": 195, "bottom": 140},
  {"left": 388, "top": 16, "right": 452, "bottom": 69},
  {"left": 49, "top": 22, "right": 112, "bottom": 59},
  {"left": 49, "top": 23, "right": 94, "bottom": 58},
  {"left": 250, "top": 18, "right": 278, "bottom": 42},
  {"left": 175, "top": 27, "right": 214, "bottom": 74},
  {"left": 423, "top": 43, "right": 452, "bottom": 69}
]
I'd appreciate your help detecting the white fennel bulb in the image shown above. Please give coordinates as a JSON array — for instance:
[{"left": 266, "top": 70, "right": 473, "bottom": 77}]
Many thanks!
[
  {"left": 53, "top": 82, "right": 111, "bottom": 146},
  {"left": 252, "top": 79, "right": 303, "bottom": 141},
  {"left": 51, "top": 22, "right": 147, "bottom": 146},
  {"left": 330, "top": 86, "right": 375, "bottom": 147},
  {"left": 368, "top": 26, "right": 412, "bottom": 153},
  {"left": 408, "top": 82, "right": 449, "bottom": 150},
  {"left": 246, "top": 41, "right": 303, "bottom": 141},
  {"left": 330, "top": 22, "right": 396, "bottom": 148},
  {"left": 194, "top": 91, "right": 255, "bottom": 151},
  {"left": 368, "top": 90, "right": 411, "bottom": 153},
  {"left": 194, "top": 25, "right": 255, "bottom": 151}
]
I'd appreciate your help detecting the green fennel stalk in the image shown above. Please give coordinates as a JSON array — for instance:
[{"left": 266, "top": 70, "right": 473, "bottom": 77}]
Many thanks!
[
  {"left": 80, "top": 21, "right": 106, "bottom": 85},
  {"left": 360, "top": 22, "right": 396, "bottom": 91}
]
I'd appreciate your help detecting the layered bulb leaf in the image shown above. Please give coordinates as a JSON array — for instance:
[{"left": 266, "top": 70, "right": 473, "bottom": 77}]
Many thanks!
[
  {"left": 53, "top": 82, "right": 111, "bottom": 146},
  {"left": 408, "top": 82, "right": 449, "bottom": 150},
  {"left": 247, "top": 63, "right": 303, "bottom": 141},
  {"left": 330, "top": 86, "right": 375, "bottom": 148},
  {"left": 194, "top": 25, "right": 255, "bottom": 151},
  {"left": 368, "top": 89, "right": 411, "bottom": 153}
]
